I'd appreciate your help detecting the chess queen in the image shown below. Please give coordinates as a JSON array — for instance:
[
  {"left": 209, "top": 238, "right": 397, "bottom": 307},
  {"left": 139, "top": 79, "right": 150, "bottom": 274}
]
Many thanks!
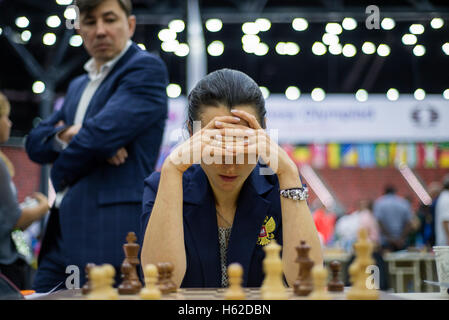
[{"left": 141, "top": 69, "right": 323, "bottom": 288}]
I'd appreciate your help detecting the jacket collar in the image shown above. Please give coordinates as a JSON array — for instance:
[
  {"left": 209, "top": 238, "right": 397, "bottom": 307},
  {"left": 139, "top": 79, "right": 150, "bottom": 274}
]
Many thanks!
[{"left": 182, "top": 164, "right": 274, "bottom": 286}]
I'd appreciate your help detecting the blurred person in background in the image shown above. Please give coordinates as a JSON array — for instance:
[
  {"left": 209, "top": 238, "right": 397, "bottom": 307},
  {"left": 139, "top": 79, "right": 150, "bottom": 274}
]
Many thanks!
[
  {"left": 312, "top": 202, "right": 337, "bottom": 246},
  {"left": 435, "top": 175, "right": 449, "bottom": 246},
  {"left": 374, "top": 185, "right": 413, "bottom": 252},
  {"left": 0, "top": 92, "right": 49, "bottom": 289}
]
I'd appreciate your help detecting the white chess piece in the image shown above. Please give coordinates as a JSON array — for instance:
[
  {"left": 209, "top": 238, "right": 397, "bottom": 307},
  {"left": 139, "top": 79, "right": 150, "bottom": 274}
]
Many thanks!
[
  {"left": 261, "top": 240, "right": 287, "bottom": 300},
  {"left": 309, "top": 265, "right": 331, "bottom": 300},
  {"left": 224, "top": 263, "right": 245, "bottom": 300}
]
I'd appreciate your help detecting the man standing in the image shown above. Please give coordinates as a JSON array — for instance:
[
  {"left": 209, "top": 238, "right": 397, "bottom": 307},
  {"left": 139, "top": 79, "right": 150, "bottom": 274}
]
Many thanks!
[
  {"left": 25, "top": 0, "right": 168, "bottom": 292},
  {"left": 373, "top": 185, "right": 413, "bottom": 252},
  {"left": 435, "top": 176, "right": 449, "bottom": 246}
]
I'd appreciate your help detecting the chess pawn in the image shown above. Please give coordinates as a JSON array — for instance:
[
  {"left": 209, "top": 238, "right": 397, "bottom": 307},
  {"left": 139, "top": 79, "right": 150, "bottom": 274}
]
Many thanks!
[
  {"left": 165, "top": 262, "right": 177, "bottom": 293},
  {"left": 346, "top": 228, "right": 379, "bottom": 300},
  {"left": 88, "top": 265, "right": 117, "bottom": 300},
  {"left": 88, "top": 266, "right": 105, "bottom": 300},
  {"left": 328, "top": 260, "right": 344, "bottom": 292},
  {"left": 103, "top": 264, "right": 118, "bottom": 300},
  {"left": 140, "top": 264, "right": 161, "bottom": 300},
  {"left": 261, "top": 240, "right": 287, "bottom": 300},
  {"left": 293, "top": 240, "right": 314, "bottom": 296},
  {"left": 118, "top": 259, "right": 136, "bottom": 294},
  {"left": 309, "top": 265, "right": 332, "bottom": 300},
  {"left": 82, "top": 263, "right": 96, "bottom": 295},
  {"left": 224, "top": 263, "right": 245, "bottom": 300},
  {"left": 157, "top": 262, "right": 170, "bottom": 294}
]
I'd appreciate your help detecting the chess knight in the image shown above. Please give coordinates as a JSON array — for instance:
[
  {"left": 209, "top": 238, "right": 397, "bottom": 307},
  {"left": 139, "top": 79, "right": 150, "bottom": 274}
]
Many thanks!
[{"left": 257, "top": 216, "right": 276, "bottom": 246}]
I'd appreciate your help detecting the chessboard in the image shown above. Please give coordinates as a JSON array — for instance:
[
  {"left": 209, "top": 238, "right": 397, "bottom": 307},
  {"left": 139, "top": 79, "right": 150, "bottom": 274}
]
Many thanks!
[
  {"left": 30, "top": 230, "right": 435, "bottom": 301},
  {"left": 33, "top": 287, "right": 404, "bottom": 300}
]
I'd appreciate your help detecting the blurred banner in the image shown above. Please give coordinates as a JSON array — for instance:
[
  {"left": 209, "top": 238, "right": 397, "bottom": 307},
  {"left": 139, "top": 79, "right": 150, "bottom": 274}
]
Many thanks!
[
  {"left": 265, "top": 94, "right": 449, "bottom": 143},
  {"left": 163, "top": 94, "right": 449, "bottom": 145}
]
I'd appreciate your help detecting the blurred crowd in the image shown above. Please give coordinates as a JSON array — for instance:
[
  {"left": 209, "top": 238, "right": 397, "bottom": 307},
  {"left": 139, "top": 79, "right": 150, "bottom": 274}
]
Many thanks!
[{"left": 313, "top": 175, "right": 449, "bottom": 254}]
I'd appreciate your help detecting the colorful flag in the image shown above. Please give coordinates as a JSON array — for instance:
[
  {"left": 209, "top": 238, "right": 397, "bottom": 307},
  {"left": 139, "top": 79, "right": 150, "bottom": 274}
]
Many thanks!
[
  {"left": 375, "top": 143, "right": 389, "bottom": 167},
  {"left": 438, "top": 142, "right": 449, "bottom": 168},
  {"left": 388, "top": 143, "right": 397, "bottom": 166},
  {"left": 416, "top": 143, "right": 426, "bottom": 168},
  {"left": 394, "top": 143, "right": 407, "bottom": 167},
  {"left": 293, "top": 145, "right": 312, "bottom": 165},
  {"left": 424, "top": 143, "right": 437, "bottom": 168},
  {"left": 406, "top": 143, "right": 417, "bottom": 168},
  {"left": 357, "top": 143, "right": 376, "bottom": 168},
  {"left": 341, "top": 144, "right": 358, "bottom": 167},
  {"left": 327, "top": 143, "right": 341, "bottom": 169},
  {"left": 311, "top": 143, "right": 327, "bottom": 168}
]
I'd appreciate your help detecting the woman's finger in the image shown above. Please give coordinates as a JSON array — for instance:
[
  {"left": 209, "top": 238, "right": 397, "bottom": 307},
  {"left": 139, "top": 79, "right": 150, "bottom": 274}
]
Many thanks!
[
  {"left": 204, "top": 115, "right": 241, "bottom": 130},
  {"left": 229, "top": 109, "right": 262, "bottom": 130}
]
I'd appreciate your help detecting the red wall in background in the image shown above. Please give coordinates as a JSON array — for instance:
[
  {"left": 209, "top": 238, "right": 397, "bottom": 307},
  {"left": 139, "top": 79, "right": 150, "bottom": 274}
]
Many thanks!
[{"left": 1, "top": 146, "right": 41, "bottom": 203}]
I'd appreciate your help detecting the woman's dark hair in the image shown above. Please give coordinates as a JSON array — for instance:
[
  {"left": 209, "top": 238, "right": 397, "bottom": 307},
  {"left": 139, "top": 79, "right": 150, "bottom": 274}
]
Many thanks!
[{"left": 187, "top": 68, "right": 266, "bottom": 131}]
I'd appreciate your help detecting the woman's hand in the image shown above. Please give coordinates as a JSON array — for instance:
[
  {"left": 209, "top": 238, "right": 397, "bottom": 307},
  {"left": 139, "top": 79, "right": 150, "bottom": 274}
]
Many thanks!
[
  {"left": 31, "top": 192, "right": 49, "bottom": 216},
  {"left": 214, "top": 109, "right": 299, "bottom": 180},
  {"left": 164, "top": 115, "right": 250, "bottom": 174}
]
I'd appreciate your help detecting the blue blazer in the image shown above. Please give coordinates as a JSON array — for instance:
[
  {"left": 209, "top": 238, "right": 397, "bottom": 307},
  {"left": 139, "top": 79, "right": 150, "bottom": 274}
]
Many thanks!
[
  {"left": 26, "top": 43, "right": 168, "bottom": 280},
  {"left": 141, "top": 164, "right": 284, "bottom": 288}
]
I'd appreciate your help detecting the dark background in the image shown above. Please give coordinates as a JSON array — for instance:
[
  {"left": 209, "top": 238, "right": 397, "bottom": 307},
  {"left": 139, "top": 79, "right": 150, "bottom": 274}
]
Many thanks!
[{"left": 0, "top": 0, "right": 448, "bottom": 137}]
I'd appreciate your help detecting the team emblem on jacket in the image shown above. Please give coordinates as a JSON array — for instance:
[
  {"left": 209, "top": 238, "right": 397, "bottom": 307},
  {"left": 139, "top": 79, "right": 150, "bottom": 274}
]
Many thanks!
[{"left": 257, "top": 216, "right": 276, "bottom": 246}]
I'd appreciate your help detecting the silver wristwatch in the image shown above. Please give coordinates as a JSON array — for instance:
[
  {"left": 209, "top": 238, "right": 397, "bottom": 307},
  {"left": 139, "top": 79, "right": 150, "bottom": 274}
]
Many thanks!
[{"left": 279, "top": 186, "right": 309, "bottom": 201}]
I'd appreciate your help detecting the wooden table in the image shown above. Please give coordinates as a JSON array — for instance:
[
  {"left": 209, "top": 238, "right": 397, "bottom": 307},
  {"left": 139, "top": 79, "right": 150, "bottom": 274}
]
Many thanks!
[{"left": 383, "top": 251, "right": 437, "bottom": 293}]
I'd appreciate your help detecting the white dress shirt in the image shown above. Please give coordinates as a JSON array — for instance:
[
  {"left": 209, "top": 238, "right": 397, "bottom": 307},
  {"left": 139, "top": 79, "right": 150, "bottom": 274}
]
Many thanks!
[{"left": 53, "top": 40, "right": 132, "bottom": 207}]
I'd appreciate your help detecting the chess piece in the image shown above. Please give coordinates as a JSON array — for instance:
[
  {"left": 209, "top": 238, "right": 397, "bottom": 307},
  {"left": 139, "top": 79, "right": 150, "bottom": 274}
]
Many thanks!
[
  {"left": 140, "top": 264, "right": 161, "bottom": 300},
  {"left": 118, "top": 259, "right": 135, "bottom": 294},
  {"left": 224, "top": 263, "right": 245, "bottom": 300},
  {"left": 118, "top": 232, "right": 142, "bottom": 294},
  {"left": 103, "top": 264, "right": 118, "bottom": 299},
  {"left": 88, "top": 264, "right": 118, "bottom": 300},
  {"left": 293, "top": 240, "right": 314, "bottom": 296},
  {"left": 157, "top": 262, "right": 171, "bottom": 294},
  {"left": 165, "top": 262, "right": 177, "bottom": 293},
  {"left": 328, "top": 260, "right": 344, "bottom": 292},
  {"left": 309, "top": 265, "right": 332, "bottom": 300},
  {"left": 81, "top": 263, "right": 96, "bottom": 295},
  {"left": 346, "top": 228, "right": 379, "bottom": 300},
  {"left": 261, "top": 240, "right": 287, "bottom": 300}
]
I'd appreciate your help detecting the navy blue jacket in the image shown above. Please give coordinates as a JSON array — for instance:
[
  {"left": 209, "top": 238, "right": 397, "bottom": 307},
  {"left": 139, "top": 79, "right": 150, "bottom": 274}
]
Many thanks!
[
  {"left": 26, "top": 43, "right": 168, "bottom": 279},
  {"left": 141, "top": 164, "right": 284, "bottom": 288}
]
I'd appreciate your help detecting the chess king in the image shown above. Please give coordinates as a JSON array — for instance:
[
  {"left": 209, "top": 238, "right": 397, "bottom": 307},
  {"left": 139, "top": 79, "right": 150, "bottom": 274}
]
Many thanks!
[{"left": 346, "top": 228, "right": 380, "bottom": 300}]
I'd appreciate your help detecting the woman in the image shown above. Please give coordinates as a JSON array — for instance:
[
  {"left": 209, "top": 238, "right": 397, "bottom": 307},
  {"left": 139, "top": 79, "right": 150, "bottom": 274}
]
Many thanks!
[
  {"left": 141, "top": 69, "right": 322, "bottom": 288},
  {"left": 0, "top": 92, "right": 49, "bottom": 289}
]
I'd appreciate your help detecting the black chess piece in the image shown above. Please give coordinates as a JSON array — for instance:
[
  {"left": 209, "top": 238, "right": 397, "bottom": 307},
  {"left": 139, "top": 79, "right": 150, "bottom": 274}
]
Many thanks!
[
  {"left": 328, "top": 260, "right": 344, "bottom": 292},
  {"left": 293, "top": 240, "right": 314, "bottom": 296}
]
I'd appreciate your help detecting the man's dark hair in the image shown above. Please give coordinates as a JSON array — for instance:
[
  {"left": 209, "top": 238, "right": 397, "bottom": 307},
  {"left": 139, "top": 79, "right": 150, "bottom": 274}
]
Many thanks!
[
  {"left": 75, "top": 0, "right": 133, "bottom": 17},
  {"left": 384, "top": 185, "right": 396, "bottom": 195},
  {"left": 187, "top": 68, "right": 266, "bottom": 130}
]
